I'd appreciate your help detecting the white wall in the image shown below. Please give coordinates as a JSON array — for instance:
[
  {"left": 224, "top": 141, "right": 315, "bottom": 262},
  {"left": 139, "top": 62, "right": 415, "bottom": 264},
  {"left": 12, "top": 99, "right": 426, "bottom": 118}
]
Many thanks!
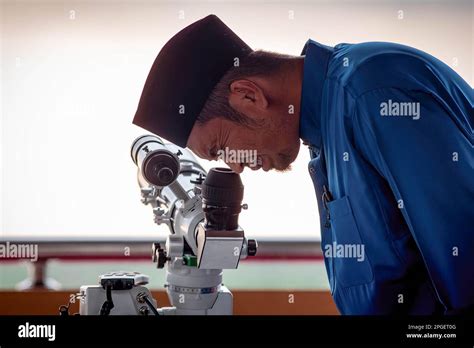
[{"left": 1, "top": 0, "right": 472, "bottom": 239}]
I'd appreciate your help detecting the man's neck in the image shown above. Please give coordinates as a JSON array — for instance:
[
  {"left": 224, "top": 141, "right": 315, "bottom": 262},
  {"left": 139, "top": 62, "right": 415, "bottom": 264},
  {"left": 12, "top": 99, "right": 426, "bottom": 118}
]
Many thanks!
[{"left": 281, "top": 56, "right": 305, "bottom": 119}]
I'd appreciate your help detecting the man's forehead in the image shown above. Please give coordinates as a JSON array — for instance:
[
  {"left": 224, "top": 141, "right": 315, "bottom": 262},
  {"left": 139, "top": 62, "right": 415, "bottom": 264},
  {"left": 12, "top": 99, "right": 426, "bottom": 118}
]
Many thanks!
[
  {"left": 189, "top": 132, "right": 216, "bottom": 159},
  {"left": 189, "top": 119, "right": 222, "bottom": 151}
]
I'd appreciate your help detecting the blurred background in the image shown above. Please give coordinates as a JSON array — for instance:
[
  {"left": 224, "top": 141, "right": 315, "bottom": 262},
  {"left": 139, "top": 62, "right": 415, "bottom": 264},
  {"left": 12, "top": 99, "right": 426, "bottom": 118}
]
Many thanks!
[{"left": 0, "top": 0, "right": 472, "bottom": 295}]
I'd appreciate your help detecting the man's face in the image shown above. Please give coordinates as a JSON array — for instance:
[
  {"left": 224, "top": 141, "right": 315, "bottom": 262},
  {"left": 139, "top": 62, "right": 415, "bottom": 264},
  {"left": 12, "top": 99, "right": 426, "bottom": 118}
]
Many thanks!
[
  {"left": 186, "top": 115, "right": 300, "bottom": 174},
  {"left": 187, "top": 69, "right": 304, "bottom": 173}
]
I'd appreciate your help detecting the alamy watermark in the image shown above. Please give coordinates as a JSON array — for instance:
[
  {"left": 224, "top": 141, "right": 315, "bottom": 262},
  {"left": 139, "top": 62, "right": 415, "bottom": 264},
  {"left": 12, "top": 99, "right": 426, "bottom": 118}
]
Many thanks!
[
  {"left": 18, "top": 322, "right": 55, "bottom": 341},
  {"left": 0, "top": 241, "right": 38, "bottom": 262},
  {"left": 324, "top": 242, "right": 365, "bottom": 262},
  {"left": 216, "top": 147, "right": 258, "bottom": 167},
  {"left": 380, "top": 99, "right": 420, "bottom": 120}
]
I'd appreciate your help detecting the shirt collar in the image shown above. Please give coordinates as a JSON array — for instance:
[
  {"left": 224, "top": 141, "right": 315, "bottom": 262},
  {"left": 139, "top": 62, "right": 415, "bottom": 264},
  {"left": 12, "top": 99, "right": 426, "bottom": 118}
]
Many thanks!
[{"left": 299, "top": 39, "right": 334, "bottom": 149}]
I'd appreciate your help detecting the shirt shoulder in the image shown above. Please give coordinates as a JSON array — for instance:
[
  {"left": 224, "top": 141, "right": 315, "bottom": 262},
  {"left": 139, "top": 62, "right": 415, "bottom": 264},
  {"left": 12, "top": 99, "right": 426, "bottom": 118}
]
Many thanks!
[{"left": 326, "top": 42, "right": 458, "bottom": 99}]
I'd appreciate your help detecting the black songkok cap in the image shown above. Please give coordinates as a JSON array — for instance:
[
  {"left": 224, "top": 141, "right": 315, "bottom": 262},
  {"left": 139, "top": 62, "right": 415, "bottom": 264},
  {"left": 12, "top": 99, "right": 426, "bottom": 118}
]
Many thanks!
[{"left": 132, "top": 15, "right": 252, "bottom": 147}]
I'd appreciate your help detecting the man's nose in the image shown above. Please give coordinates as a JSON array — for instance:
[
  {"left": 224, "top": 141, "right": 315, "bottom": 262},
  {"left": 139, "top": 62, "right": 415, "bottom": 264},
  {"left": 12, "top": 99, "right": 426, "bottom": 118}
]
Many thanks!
[{"left": 226, "top": 162, "right": 244, "bottom": 174}]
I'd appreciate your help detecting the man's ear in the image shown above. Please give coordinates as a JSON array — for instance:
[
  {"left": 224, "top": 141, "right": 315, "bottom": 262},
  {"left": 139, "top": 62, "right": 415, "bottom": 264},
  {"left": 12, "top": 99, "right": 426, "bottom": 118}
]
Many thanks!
[{"left": 228, "top": 79, "right": 268, "bottom": 116}]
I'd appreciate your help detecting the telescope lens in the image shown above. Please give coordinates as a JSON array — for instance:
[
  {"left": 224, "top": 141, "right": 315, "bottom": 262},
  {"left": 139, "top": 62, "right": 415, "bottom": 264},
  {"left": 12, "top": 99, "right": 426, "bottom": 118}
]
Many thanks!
[
  {"left": 143, "top": 151, "right": 180, "bottom": 187},
  {"left": 201, "top": 167, "right": 244, "bottom": 230},
  {"left": 157, "top": 167, "right": 173, "bottom": 184},
  {"left": 131, "top": 135, "right": 180, "bottom": 187}
]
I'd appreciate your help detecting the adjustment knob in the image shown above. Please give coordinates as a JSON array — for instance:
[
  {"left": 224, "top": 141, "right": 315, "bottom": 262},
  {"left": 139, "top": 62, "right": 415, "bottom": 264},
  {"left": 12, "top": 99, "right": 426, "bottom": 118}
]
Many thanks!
[
  {"left": 152, "top": 243, "right": 168, "bottom": 268},
  {"left": 190, "top": 173, "right": 206, "bottom": 185},
  {"left": 247, "top": 239, "right": 258, "bottom": 257}
]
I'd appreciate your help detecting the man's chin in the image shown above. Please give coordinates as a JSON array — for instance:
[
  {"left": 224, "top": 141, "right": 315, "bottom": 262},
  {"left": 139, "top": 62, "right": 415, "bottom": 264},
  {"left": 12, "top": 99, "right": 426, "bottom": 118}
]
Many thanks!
[
  {"left": 273, "top": 152, "right": 296, "bottom": 172},
  {"left": 245, "top": 163, "right": 292, "bottom": 172},
  {"left": 274, "top": 163, "right": 293, "bottom": 173},
  {"left": 270, "top": 163, "right": 293, "bottom": 173}
]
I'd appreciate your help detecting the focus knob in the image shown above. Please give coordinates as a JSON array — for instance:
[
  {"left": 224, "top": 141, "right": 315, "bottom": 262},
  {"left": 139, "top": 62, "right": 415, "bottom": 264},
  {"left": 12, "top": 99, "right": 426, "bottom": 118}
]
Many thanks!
[
  {"left": 247, "top": 239, "right": 258, "bottom": 256},
  {"left": 152, "top": 243, "right": 168, "bottom": 268}
]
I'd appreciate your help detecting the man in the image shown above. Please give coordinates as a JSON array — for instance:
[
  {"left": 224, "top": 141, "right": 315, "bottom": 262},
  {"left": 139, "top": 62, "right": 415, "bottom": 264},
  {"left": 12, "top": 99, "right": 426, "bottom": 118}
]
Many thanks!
[{"left": 133, "top": 15, "right": 474, "bottom": 314}]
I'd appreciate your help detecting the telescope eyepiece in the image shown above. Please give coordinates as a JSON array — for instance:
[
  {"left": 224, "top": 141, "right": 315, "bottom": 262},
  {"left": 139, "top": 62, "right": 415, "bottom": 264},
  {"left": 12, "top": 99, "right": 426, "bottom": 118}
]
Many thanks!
[
  {"left": 201, "top": 167, "right": 244, "bottom": 205},
  {"left": 201, "top": 167, "right": 244, "bottom": 230}
]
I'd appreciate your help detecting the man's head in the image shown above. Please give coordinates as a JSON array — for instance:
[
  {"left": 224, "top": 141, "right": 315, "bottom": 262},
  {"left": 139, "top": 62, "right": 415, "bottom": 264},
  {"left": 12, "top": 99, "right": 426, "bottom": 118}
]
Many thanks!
[
  {"left": 187, "top": 50, "right": 304, "bottom": 173},
  {"left": 133, "top": 15, "right": 305, "bottom": 173}
]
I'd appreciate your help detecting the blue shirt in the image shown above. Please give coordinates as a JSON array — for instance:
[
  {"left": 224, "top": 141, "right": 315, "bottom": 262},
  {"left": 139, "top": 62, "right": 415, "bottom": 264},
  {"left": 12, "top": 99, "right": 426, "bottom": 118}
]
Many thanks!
[{"left": 299, "top": 40, "right": 474, "bottom": 314}]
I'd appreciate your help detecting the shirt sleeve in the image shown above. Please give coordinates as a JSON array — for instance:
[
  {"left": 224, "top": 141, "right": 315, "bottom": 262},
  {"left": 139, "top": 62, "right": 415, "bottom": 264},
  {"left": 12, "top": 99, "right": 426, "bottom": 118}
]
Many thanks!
[{"left": 352, "top": 87, "right": 474, "bottom": 313}]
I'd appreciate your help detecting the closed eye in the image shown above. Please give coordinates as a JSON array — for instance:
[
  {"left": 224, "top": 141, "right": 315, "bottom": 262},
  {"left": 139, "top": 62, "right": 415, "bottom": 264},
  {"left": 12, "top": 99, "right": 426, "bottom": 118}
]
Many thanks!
[{"left": 208, "top": 147, "right": 219, "bottom": 161}]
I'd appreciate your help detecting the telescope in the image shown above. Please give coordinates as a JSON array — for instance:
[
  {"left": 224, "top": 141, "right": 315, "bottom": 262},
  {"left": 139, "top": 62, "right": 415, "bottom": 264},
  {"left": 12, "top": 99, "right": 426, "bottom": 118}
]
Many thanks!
[{"left": 71, "top": 135, "right": 257, "bottom": 315}]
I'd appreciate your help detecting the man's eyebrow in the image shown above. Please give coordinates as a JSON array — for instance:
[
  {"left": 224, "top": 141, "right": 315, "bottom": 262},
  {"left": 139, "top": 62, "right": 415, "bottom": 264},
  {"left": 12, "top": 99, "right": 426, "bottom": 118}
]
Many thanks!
[
  {"left": 202, "top": 143, "right": 217, "bottom": 160},
  {"left": 207, "top": 145, "right": 219, "bottom": 159}
]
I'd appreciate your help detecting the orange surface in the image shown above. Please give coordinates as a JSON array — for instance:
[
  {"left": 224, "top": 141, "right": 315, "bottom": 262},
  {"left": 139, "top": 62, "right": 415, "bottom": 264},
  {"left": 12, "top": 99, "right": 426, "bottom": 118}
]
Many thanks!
[{"left": 0, "top": 290, "right": 338, "bottom": 315}]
